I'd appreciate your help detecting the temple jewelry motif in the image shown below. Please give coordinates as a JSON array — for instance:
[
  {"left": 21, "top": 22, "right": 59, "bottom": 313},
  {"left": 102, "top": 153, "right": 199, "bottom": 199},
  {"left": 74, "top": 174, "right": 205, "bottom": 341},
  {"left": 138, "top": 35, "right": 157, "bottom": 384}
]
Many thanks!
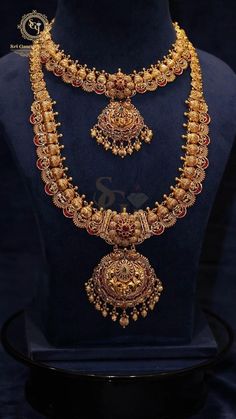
[
  {"left": 39, "top": 21, "right": 191, "bottom": 157},
  {"left": 29, "top": 21, "right": 210, "bottom": 327}
]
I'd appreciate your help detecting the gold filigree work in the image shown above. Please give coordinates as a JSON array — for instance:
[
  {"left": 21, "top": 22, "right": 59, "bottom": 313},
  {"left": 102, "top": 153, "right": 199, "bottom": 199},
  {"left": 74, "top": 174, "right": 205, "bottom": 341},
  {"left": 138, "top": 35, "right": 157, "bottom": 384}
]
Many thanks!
[
  {"left": 91, "top": 100, "right": 153, "bottom": 157},
  {"left": 37, "top": 21, "right": 191, "bottom": 157},
  {"left": 29, "top": 23, "right": 210, "bottom": 326},
  {"left": 85, "top": 248, "right": 163, "bottom": 327}
]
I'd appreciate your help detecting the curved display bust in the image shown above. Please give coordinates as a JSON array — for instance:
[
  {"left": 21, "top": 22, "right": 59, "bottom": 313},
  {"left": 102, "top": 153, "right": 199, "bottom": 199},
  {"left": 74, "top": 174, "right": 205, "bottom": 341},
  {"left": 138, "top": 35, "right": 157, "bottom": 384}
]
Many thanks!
[{"left": 0, "top": 0, "right": 236, "bottom": 360}]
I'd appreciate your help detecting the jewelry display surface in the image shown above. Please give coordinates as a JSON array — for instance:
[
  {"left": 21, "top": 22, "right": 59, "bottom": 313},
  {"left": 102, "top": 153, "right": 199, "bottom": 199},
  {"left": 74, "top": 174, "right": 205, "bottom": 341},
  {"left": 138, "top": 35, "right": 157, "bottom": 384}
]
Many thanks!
[
  {"left": 1, "top": 310, "right": 233, "bottom": 418},
  {"left": 1, "top": 0, "right": 236, "bottom": 350}
]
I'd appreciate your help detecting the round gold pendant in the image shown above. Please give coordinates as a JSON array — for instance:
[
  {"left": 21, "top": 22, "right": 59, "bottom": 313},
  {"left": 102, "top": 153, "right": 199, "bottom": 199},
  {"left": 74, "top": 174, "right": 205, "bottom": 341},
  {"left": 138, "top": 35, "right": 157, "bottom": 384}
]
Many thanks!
[
  {"left": 85, "top": 247, "right": 163, "bottom": 327},
  {"left": 91, "top": 99, "right": 153, "bottom": 157}
]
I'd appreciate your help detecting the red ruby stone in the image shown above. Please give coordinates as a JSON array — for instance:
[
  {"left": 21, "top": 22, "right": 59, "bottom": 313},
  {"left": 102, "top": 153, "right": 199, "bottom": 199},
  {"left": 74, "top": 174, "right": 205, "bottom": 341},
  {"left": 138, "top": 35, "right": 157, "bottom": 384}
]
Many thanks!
[
  {"left": 63, "top": 208, "right": 74, "bottom": 218},
  {"left": 202, "top": 135, "right": 210, "bottom": 145},
  {"left": 29, "top": 114, "right": 36, "bottom": 124},
  {"left": 40, "top": 55, "right": 49, "bottom": 64},
  {"left": 33, "top": 135, "right": 40, "bottom": 146},
  {"left": 72, "top": 79, "right": 82, "bottom": 88},
  {"left": 205, "top": 114, "right": 211, "bottom": 124},
  {"left": 174, "top": 67, "right": 183, "bottom": 76},
  {"left": 136, "top": 86, "right": 147, "bottom": 93},
  {"left": 192, "top": 183, "right": 203, "bottom": 195},
  {"left": 44, "top": 184, "right": 54, "bottom": 196},
  {"left": 122, "top": 224, "right": 130, "bottom": 232},
  {"left": 54, "top": 67, "right": 64, "bottom": 77},
  {"left": 95, "top": 87, "right": 105, "bottom": 95},
  {"left": 176, "top": 207, "right": 187, "bottom": 218},
  {"left": 200, "top": 113, "right": 211, "bottom": 124},
  {"left": 152, "top": 224, "right": 165, "bottom": 235},
  {"left": 201, "top": 158, "right": 209, "bottom": 169},
  {"left": 36, "top": 159, "right": 43, "bottom": 170},
  {"left": 157, "top": 79, "right": 167, "bottom": 87},
  {"left": 87, "top": 226, "right": 96, "bottom": 235}
]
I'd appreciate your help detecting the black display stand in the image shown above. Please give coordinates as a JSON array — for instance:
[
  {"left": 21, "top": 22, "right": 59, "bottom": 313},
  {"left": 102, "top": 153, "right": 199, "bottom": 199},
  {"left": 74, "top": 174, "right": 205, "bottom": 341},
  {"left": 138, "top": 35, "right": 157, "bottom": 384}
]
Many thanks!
[{"left": 1, "top": 310, "right": 233, "bottom": 419}]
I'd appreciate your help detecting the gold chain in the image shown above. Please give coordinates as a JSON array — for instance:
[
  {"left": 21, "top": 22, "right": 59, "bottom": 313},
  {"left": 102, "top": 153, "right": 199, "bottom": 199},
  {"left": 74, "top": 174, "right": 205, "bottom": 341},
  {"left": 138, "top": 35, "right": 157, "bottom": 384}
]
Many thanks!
[
  {"left": 29, "top": 27, "right": 210, "bottom": 327},
  {"left": 39, "top": 21, "right": 190, "bottom": 100},
  {"left": 34, "top": 21, "right": 194, "bottom": 158}
]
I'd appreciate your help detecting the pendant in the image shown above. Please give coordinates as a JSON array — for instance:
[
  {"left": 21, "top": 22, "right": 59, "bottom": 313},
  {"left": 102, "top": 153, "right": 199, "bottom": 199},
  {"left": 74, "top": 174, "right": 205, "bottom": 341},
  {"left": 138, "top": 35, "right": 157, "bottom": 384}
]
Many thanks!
[
  {"left": 91, "top": 99, "right": 153, "bottom": 158},
  {"left": 85, "top": 247, "right": 163, "bottom": 327}
]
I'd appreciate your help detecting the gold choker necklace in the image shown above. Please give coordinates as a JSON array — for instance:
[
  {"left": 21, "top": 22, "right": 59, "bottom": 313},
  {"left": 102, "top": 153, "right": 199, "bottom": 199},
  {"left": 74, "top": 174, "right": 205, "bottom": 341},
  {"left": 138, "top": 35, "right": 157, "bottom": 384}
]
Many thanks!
[
  {"left": 29, "top": 27, "right": 210, "bottom": 328},
  {"left": 38, "top": 22, "right": 191, "bottom": 157}
]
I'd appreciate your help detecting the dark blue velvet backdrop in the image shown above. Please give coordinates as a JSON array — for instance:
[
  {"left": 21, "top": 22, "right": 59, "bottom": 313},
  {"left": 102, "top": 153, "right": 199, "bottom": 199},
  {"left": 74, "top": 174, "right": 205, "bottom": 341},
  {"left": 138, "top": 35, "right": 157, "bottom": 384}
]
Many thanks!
[{"left": 0, "top": 1, "right": 236, "bottom": 418}]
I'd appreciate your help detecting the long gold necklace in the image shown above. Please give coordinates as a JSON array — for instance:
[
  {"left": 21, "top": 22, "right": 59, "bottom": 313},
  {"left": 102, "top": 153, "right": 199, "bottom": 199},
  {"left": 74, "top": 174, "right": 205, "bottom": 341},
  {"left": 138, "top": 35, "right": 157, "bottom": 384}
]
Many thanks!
[
  {"left": 29, "top": 29, "right": 210, "bottom": 328},
  {"left": 38, "top": 21, "right": 191, "bottom": 157}
]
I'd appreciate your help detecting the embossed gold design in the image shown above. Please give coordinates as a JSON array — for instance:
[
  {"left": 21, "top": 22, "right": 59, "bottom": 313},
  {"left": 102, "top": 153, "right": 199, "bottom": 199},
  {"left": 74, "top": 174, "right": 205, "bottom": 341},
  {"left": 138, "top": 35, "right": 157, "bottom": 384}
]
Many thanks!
[
  {"left": 29, "top": 24, "right": 210, "bottom": 326},
  {"left": 85, "top": 248, "right": 163, "bottom": 327},
  {"left": 91, "top": 99, "right": 152, "bottom": 157},
  {"left": 37, "top": 21, "right": 192, "bottom": 157}
]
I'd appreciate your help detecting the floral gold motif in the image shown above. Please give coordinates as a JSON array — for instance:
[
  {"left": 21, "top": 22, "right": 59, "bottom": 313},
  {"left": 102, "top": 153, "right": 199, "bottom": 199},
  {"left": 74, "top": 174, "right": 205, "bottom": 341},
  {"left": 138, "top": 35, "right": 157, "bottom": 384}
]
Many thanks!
[
  {"left": 38, "top": 21, "right": 192, "bottom": 157},
  {"left": 29, "top": 22, "right": 210, "bottom": 326}
]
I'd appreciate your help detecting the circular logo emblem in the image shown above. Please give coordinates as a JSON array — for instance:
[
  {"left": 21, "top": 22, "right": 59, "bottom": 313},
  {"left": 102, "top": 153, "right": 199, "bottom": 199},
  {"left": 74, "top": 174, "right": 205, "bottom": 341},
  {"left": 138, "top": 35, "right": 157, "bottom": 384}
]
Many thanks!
[{"left": 18, "top": 10, "right": 48, "bottom": 41}]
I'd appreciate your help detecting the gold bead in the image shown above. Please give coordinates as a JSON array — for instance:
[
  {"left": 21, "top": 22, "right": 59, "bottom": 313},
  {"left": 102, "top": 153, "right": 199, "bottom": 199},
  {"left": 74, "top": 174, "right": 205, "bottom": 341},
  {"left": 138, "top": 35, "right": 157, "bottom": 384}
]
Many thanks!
[
  {"left": 187, "top": 133, "right": 199, "bottom": 144},
  {"left": 127, "top": 81, "right": 135, "bottom": 90},
  {"left": 80, "top": 206, "right": 92, "bottom": 219},
  {"left": 159, "top": 63, "right": 168, "bottom": 73},
  {"left": 157, "top": 205, "right": 169, "bottom": 217},
  {"left": 141, "top": 309, "right": 147, "bottom": 318},
  {"left": 165, "top": 197, "right": 178, "bottom": 210},
  {"left": 184, "top": 167, "right": 196, "bottom": 179},
  {"left": 134, "top": 74, "right": 143, "bottom": 83},
  {"left": 109, "top": 229, "right": 116, "bottom": 238},
  {"left": 188, "top": 111, "right": 199, "bottom": 122},
  {"left": 173, "top": 188, "right": 186, "bottom": 200},
  {"left": 102, "top": 310, "right": 108, "bottom": 317},
  {"left": 188, "top": 122, "right": 199, "bottom": 133},
  {"left": 47, "top": 133, "right": 58, "bottom": 144},
  {"left": 97, "top": 74, "right": 106, "bottom": 84},
  {"left": 86, "top": 71, "right": 96, "bottom": 82},
  {"left": 186, "top": 156, "right": 197, "bottom": 166},
  {"left": 179, "top": 178, "right": 191, "bottom": 190},
  {"left": 78, "top": 68, "right": 86, "bottom": 79},
  {"left": 51, "top": 168, "right": 64, "bottom": 179},
  {"left": 119, "top": 316, "right": 129, "bottom": 328},
  {"left": 91, "top": 128, "right": 97, "bottom": 138},
  {"left": 72, "top": 197, "right": 83, "bottom": 209},
  {"left": 124, "top": 88, "right": 132, "bottom": 97},
  {"left": 57, "top": 178, "right": 69, "bottom": 191},
  {"left": 151, "top": 68, "right": 161, "bottom": 78},
  {"left": 147, "top": 211, "right": 158, "bottom": 224},
  {"left": 50, "top": 156, "right": 61, "bottom": 167},
  {"left": 143, "top": 71, "right": 152, "bottom": 82},
  {"left": 64, "top": 188, "right": 75, "bottom": 201},
  {"left": 92, "top": 212, "right": 103, "bottom": 222}
]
